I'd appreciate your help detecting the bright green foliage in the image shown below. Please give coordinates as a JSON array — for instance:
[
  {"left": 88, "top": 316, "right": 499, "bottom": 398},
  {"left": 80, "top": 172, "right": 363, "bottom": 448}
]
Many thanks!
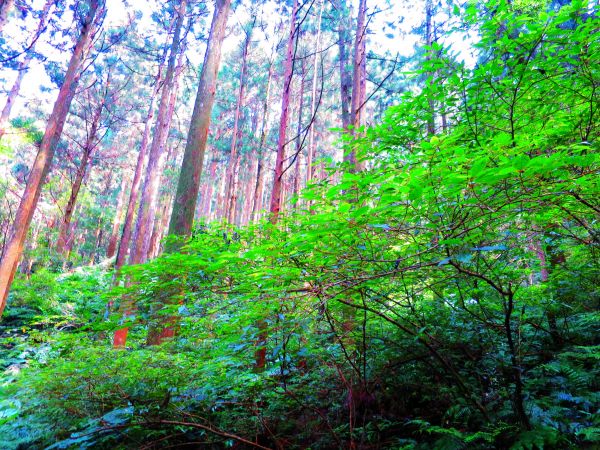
[{"left": 1, "top": 1, "right": 598, "bottom": 448}]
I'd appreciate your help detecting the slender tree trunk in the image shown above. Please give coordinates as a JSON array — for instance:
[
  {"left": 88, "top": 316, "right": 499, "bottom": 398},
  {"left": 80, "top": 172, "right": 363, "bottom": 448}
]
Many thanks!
[
  {"left": 130, "top": 0, "right": 186, "bottom": 265},
  {"left": 143, "top": 0, "right": 231, "bottom": 346},
  {"left": 337, "top": 0, "right": 368, "bottom": 358},
  {"left": 89, "top": 173, "right": 112, "bottom": 265},
  {"left": 168, "top": 0, "right": 232, "bottom": 241},
  {"left": 215, "top": 168, "right": 227, "bottom": 218},
  {"left": 242, "top": 153, "right": 257, "bottom": 225},
  {"left": 146, "top": 51, "right": 185, "bottom": 250},
  {"left": 225, "top": 20, "right": 254, "bottom": 224},
  {"left": 90, "top": 222, "right": 103, "bottom": 264},
  {"left": 346, "top": 0, "right": 367, "bottom": 170},
  {"left": 306, "top": 0, "right": 324, "bottom": 185},
  {"left": 106, "top": 173, "right": 129, "bottom": 258},
  {"left": 149, "top": 195, "right": 170, "bottom": 258},
  {"left": 113, "top": 75, "right": 180, "bottom": 346},
  {"left": 257, "top": 0, "right": 300, "bottom": 371},
  {"left": 157, "top": 197, "right": 174, "bottom": 254},
  {"left": 147, "top": 140, "right": 178, "bottom": 258},
  {"left": 200, "top": 158, "right": 217, "bottom": 218},
  {"left": 504, "top": 290, "right": 531, "bottom": 429},
  {"left": 63, "top": 217, "right": 80, "bottom": 267},
  {"left": 268, "top": 0, "right": 298, "bottom": 223},
  {"left": 55, "top": 149, "right": 92, "bottom": 254},
  {"left": 250, "top": 56, "right": 274, "bottom": 222},
  {"left": 114, "top": 76, "right": 162, "bottom": 273},
  {"left": 55, "top": 103, "right": 103, "bottom": 254},
  {"left": 19, "top": 222, "right": 40, "bottom": 277},
  {"left": 532, "top": 233, "right": 565, "bottom": 348},
  {"left": 195, "top": 180, "right": 206, "bottom": 221},
  {"left": 112, "top": 65, "right": 167, "bottom": 349},
  {"left": 0, "top": 0, "right": 54, "bottom": 141},
  {"left": 425, "top": 0, "right": 435, "bottom": 136},
  {"left": 292, "top": 61, "right": 305, "bottom": 207},
  {"left": 336, "top": 0, "right": 352, "bottom": 131},
  {"left": 0, "top": 0, "right": 102, "bottom": 317},
  {"left": 0, "top": 0, "right": 15, "bottom": 33},
  {"left": 229, "top": 153, "right": 242, "bottom": 224}
]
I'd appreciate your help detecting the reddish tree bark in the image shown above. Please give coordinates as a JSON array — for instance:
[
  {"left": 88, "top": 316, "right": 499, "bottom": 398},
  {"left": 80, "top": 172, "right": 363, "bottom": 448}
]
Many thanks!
[
  {"left": 55, "top": 98, "right": 105, "bottom": 254},
  {"left": 335, "top": 0, "right": 352, "bottom": 131},
  {"left": 241, "top": 149, "right": 257, "bottom": 225},
  {"left": 144, "top": 0, "right": 232, "bottom": 346},
  {"left": 257, "top": 0, "right": 300, "bottom": 371},
  {"left": 292, "top": 60, "right": 306, "bottom": 206},
  {"left": 114, "top": 71, "right": 162, "bottom": 273},
  {"left": 89, "top": 172, "right": 113, "bottom": 265},
  {"left": 306, "top": 0, "right": 324, "bottom": 185},
  {"left": 224, "top": 20, "right": 254, "bottom": 224},
  {"left": 228, "top": 153, "right": 242, "bottom": 224},
  {"left": 106, "top": 173, "right": 129, "bottom": 258},
  {"left": 149, "top": 194, "right": 171, "bottom": 258},
  {"left": 130, "top": 0, "right": 187, "bottom": 265},
  {"left": 168, "top": 0, "right": 232, "bottom": 240},
  {"left": 346, "top": 0, "right": 367, "bottom": 170},
  {"left": 0, "top": 0, "right": 103, "bottom": 316},
  {"left": 425, "top": 0, "right": 435, "bottom": 136},
  {"left": 250, "top": 54, "right": 274, "bottom": 222},
  {"left": 200, "top": 157, "right": 217, "bottom": 218},
  {"left": 113, "top": 58, "right": 184, "bottom": 346},
  {"left": 268, "top": 0, "right": 298, "bottom": 224},
  {"left": 112, "top": 30, "right": 173, "bottom": 349}
]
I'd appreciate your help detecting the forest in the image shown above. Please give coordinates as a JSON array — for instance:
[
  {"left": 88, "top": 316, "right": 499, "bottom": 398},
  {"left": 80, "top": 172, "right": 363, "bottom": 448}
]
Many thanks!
[{"left": 0, "top": 0, "right": 598, "bottom": 448}]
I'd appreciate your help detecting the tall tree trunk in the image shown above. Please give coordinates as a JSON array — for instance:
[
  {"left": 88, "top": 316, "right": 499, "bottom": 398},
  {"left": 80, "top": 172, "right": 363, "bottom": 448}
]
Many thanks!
[
  {"left": 195, "top": 181, "right": 206, "bottom": 220},
  {"left": 168, "top": 0, "right": 232, "bottom": 241},
  {"left": 225, "top": 20, "right": 254, "bottom": 224},
  {"left": 306, "top": 0, "right": 324, "bottom": 185},
  {"left": 114, "top": 73, "right": 162, "bottom": 273},
  {"left": 0, "top": 0, "right": 54, "bottom": 141},
  {"left": 228, "top": 152, "right": 242, "bottom": 224},
  {"left": 292, "top": 61, "right": 306, "bottom": 207},
  {"left": 215, "top": 168, "right": 227, "bottom": 218},
  {"left": 106, "top": 173, "right": 129, "bottom": 258},
  {"left": 89, "top": 173, "right": 112, "bottom": 265},
  {"left": 20, "top": 223, "right": 41, "bottom": 278},
  {"left": 148, "top": 139, "right": 178, "bottom": 258},
  {"left": 336, "top": 0, "right": 352, "bottom": 131},
  {"left": 425, "top": 0, "right": 435, "bottom": 136},
  {"left": 258, "top": 0, "right": 299, "bottom": 371},
  {"left": 250, "top": 55, "right": 274, "bottom": 222},
  {"left": 157, "top": 197, "right": 174, "bottom": 254},
  {"left": 149, "top": 194, "right": 171, "bottom": 259},
  {"left": 0, "top": 0, "right": 102, "bottom": 317},
  {"left": 0, "top": 0, "right": 15, "bottom": 33},
  {"left": 130, "top": 0, "right": 186, "bottom": 265},
  {"left": 346, "top": 0, "right": 367, "bottom": 170},
  {"left": 242, "top": 152, "right": 257, "bottom": 225},
  {"left": 268, "top": 0, "right": 298, "bottom": 223},
  {"left": 143, "top": 0, "right": 231, "bottom": 346},
  {"left": 63, "top": 216, "right": 80, "bottom": 266},
  {"left": 147, "top": 51, "right": 185, "bottom": 251},
  {"left": 200, "top": 158, "right": 217, "bottom": 218},
  {"left": 55, "top": 149, "right": 91, "bottom": 254},
  {"left": 113, "top": 69, "right": 181, "bottom": 346},
  {"left": 55, "top": 103, "right": 103, "bottom": 254}
]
